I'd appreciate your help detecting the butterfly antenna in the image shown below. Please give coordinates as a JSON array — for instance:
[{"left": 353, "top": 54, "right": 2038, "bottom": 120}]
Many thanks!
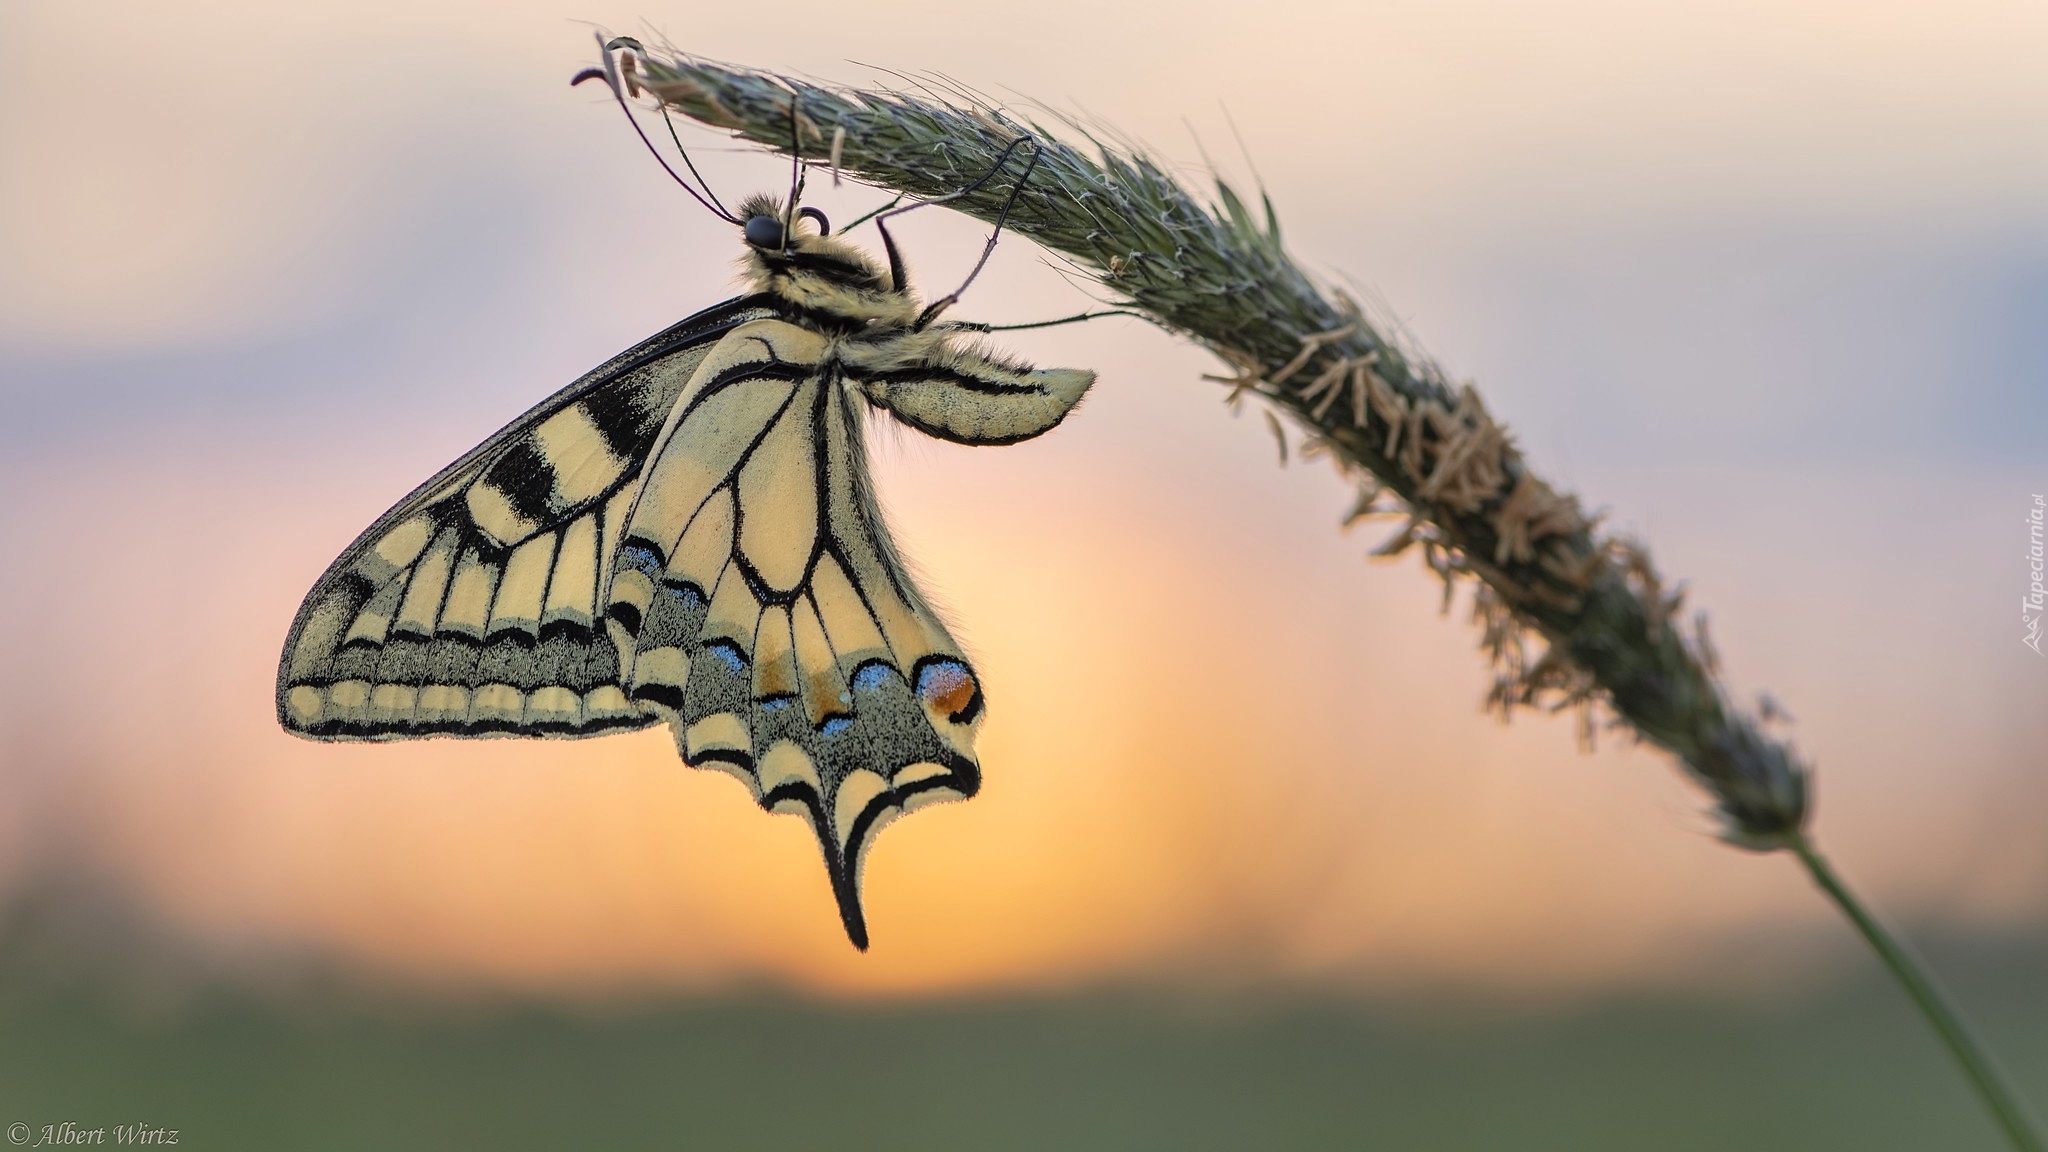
[
  {"left": 781, "top": 94, "right": 805, "bottom": 254},
  {"left": 659, "top": 105, "right": 734, "bottom": 220},
  {"left": 572, "top": 35, "right": 741, "bottom": 225},
  {"left": 913, "top": 138, "right": 1043, "bottom": 328}
]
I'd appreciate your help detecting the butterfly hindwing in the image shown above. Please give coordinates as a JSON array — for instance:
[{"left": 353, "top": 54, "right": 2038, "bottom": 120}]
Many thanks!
[
  {"left": 277, "top": 296, "right": 777, "bottom": 740},
  {"left": 606, "top": 318, "right": 986, "bottom": 947},
  {"left": 281, "top": 205, "right": 1097, "bottom": 949}
]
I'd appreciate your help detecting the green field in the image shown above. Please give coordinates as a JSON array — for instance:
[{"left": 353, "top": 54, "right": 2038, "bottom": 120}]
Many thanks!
[{"left": 1, "top": 889, "right": 2043, "bottom": 1150}]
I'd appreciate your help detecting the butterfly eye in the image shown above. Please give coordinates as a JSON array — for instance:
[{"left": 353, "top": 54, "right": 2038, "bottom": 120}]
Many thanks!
[{"left": 744, "top": 215, "right": 785, "bottom": 249}]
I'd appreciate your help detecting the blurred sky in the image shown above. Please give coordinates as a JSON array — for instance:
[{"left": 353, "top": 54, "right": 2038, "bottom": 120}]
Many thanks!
[{"left": 0, "top": 0, "right": 2043, "bottom": 1000}]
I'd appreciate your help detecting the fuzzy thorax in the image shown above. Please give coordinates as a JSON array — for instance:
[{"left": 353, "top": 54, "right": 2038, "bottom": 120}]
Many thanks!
[
  {"left": 725, "top": 193, "right": 1095, "bottom": 446},
  {"left": 735, "top": 194, "right": 920, "bottom": 329}
]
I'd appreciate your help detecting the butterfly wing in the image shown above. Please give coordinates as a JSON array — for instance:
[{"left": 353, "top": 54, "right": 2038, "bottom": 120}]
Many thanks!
[
  {"left": 278, "top": 295, "right": 777, "bottom": 740},
  {"left": 605, "top": 317, "right": 985, "bottom": 949}
]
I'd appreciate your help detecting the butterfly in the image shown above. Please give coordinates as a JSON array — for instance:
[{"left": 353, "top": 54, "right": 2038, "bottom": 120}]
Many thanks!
[{"left": 276, "top": 49, "right": 1094, "bottom": 949}]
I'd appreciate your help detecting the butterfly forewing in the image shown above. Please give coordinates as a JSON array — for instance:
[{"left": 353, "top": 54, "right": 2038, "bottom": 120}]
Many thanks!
[
  {"left": 281, "top": 188, "right": 1098, "bottom": 949},
  {"left": 278, "top": 296, "right": 776, "bottom": 740}
]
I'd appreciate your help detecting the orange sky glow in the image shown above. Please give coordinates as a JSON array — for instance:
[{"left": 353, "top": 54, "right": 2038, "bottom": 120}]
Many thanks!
[{"left": 1, "top": 0, "right": 2043, "bottom": 1001}]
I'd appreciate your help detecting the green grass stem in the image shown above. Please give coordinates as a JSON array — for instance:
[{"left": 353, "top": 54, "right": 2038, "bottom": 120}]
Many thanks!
[
  {"left": 1794, "top": 837, "right": 2047, "bottom": 1152},
  {"left": 601, "top": 41, "right": 2045, "bottom": 1147}
]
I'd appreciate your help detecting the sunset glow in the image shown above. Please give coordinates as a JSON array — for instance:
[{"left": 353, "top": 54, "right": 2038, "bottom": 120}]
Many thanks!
[{"left": 2, "top": 0, "right": 2043, "bottom": 1002}]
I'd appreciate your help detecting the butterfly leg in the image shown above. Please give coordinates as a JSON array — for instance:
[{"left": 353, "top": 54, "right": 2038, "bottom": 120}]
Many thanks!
[
  {"left": 871, "top": 135, "right": 1037, "bottom": 298},
  {"left": 946, "top": 309, "right": 1148, "bottom": 333}
]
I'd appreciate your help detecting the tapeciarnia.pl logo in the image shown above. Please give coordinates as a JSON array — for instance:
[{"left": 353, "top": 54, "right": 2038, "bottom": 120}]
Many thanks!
[{"left": 2026, "top": 494, "right": 2045, "bottom": 656}]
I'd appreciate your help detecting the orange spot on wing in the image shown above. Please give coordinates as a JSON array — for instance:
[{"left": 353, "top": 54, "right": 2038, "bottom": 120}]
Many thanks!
[{"left": 919, "top": 663, "right": 978, "bottom": 718}]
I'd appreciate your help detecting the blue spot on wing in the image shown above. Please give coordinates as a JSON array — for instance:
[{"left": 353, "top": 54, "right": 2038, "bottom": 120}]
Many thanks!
[
  {"left": 913, "top": 658, "right": 981, "bottom": 723},
  {"left": 851, "top": 663, "right": 898, "bottom": 692},
  {"left": 616, "top": 543, "right": 663, "bottom": 577},
  {"left": 706, "top": 643, "right": 747, "bottom": 673},
  {"left": 915, "top": 659, "right": 971, "bottom": 698}
]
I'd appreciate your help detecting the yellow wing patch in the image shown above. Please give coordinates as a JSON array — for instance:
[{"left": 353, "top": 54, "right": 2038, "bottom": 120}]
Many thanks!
[
  {"left": 278, "top": 296, "right": 775, "bottom": 740},
  {"left": 605, "top": 318, "right": 986, "bottom": 948},
  {"left": 280, "top": 260, "right": 1093, "bottom": 950}
]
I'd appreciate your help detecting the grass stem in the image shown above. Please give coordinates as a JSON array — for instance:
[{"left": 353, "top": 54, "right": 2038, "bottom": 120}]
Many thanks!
[
  {"left": 1793, "top": 837, "right": 2046, "bottom": 1152},
  {"left": 614, "top": 42, "right": 2045, "bottom": 1145}
]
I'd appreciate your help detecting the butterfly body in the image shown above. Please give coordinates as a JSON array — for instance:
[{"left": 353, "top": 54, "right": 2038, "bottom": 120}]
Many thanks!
[{"left": 279, "top": 194, "right": 1093, "bottom": 947}]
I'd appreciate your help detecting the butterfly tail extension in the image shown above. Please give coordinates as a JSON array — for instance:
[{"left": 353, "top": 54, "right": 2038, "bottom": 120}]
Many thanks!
[
  {"left": 617, "top": 578, "right": 985, "bottom": 950},
  {"left": 285, "top": 165, "right": 1098, "bottom": 949},
  {"left": 802, "top": 655, "right": 986, "bottom": 949},
  {"left": 604, "top": 318, "right": 992, "bottom": 947}
]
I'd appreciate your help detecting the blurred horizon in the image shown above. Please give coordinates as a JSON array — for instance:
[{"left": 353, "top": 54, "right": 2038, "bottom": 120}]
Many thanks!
[
  {"left": 1, "top": 0, "right": 2044, "bottom": 1011},
  {"left": 3, "top": 866, "right": 2047, "bottom": 1150}
]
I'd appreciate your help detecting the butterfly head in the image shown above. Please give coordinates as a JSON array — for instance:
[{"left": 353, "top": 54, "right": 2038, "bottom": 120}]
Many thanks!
[{"left": 736, "top": 194, "right": 917, "bottom": 328}]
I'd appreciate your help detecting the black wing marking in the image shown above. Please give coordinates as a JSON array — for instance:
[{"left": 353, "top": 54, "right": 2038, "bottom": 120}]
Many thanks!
[
  {"left": 605, "top": 318, "right": 986, "bottom": 948},
  {"left": 278, "top": 295, "right": 778, "bottom": 740},
  {"left": 843, "top": 337, "right": 1094, "bottom": 446}
]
